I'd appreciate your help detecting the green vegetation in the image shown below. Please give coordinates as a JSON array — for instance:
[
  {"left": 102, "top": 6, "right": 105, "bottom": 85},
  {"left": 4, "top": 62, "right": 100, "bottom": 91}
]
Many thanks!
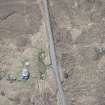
[
  {"left": 37, "top": 48, "right": 50, "bottom": 80},
  {"left": 0, "top": 71, "right": 6, "bottom": 80},
  {"left": 95, "top": 47, "right": 105, "bottom": 60}
]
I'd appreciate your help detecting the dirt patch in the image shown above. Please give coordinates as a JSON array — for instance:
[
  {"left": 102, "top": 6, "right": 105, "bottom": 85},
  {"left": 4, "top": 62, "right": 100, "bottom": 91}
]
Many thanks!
[
  {"left": 50, "top": 0, "right": 105, "bottom": 105},
  {"left": 0, "top": 0, "right": 57, "bottom": 105},
  {"left": 0, "top": 0, "right": 42, "bottom": 34}
]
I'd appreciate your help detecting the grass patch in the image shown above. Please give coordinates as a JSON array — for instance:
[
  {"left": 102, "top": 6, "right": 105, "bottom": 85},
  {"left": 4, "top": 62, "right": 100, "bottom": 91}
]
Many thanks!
[{"left": 37, "top": 48, "right": 50, "bottom": 80}]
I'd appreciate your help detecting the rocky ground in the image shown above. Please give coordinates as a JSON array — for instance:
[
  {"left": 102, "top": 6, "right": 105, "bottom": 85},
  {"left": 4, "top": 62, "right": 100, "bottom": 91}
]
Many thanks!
[{"left": 49, "top": 0, "right": 105, "bottom": 105}]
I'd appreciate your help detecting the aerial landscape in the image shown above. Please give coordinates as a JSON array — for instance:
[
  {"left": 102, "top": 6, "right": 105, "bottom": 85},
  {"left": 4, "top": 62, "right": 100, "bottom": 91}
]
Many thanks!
[{"left": 0, "top": 0, "right": 105, "bottom": 105}]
